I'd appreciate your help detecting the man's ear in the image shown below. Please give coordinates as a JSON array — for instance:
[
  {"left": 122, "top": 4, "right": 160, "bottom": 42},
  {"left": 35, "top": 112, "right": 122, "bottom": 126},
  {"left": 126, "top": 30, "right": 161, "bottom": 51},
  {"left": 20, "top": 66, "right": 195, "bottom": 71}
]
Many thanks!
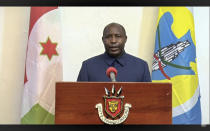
[
  {"left": 124, "top": 36, "right": 127, "bottom": 43},
  {"left": 102, "top": 36, "right": 105, "bottom": 42}
]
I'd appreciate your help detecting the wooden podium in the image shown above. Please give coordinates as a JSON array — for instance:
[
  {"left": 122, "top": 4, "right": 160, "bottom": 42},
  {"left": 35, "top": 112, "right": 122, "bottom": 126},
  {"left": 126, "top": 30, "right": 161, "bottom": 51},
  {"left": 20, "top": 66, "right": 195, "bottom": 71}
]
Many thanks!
[{"left": 55, "top": 82, "right": 172, "bottom": 124}]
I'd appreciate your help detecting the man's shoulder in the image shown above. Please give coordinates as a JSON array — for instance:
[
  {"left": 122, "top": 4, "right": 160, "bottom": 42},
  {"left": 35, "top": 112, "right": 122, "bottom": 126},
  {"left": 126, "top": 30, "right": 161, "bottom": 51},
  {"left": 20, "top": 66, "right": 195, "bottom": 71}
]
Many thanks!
[
  {"left": 83, "top": 53, "right": 104, "bottom": 64},
  {"left": 126, "top": 53, "right": 147, "bottom": 65}
]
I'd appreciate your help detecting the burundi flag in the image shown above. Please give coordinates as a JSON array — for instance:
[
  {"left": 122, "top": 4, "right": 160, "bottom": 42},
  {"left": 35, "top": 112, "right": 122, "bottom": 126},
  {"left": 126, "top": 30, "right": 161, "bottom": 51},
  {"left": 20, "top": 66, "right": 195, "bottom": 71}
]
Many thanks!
[
  {"left": 152, "top": 7, "right": 201, "bottom": 124},
  {"left": 21, "top": 7, "right": 62, "bottom": 124}
]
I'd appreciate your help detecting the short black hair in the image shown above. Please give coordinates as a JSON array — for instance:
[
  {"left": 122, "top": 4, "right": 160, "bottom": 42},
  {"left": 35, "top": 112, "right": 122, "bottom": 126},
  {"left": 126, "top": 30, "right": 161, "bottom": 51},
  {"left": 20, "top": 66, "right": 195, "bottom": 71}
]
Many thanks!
[{"left": 103, "top": 22, "right": 127, "bottom": 37}]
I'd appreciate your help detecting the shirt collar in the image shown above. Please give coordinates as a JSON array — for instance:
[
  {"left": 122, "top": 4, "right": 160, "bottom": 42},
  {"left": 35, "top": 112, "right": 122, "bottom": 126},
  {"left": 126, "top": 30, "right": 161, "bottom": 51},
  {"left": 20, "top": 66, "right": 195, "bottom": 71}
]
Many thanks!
[{"left": 103, "top": 51, "right": 127, "bottom": 67}]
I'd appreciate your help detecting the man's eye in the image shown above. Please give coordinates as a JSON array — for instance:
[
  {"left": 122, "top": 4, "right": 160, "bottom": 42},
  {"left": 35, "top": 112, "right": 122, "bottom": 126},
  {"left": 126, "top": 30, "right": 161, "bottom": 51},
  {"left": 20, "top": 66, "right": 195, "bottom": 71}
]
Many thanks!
[{"left": 105, "top": 35, "right": 111, "bottom": 38}]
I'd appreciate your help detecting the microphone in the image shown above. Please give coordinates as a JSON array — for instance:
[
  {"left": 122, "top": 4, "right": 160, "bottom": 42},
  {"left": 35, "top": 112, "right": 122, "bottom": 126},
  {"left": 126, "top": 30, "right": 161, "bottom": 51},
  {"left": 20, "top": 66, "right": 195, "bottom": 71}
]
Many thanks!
[{"left": 106, "top": 67, "right": 117, "bottom": 82}]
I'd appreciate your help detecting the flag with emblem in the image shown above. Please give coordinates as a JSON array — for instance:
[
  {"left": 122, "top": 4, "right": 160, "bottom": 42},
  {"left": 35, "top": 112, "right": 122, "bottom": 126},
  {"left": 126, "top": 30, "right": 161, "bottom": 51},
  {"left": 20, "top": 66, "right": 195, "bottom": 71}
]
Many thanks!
[
  {"left": 152, "top": 7, "right": 201, "bottom": 124},
  {"left": 21, "top": 7, "right": 62, "bottom": 124}
]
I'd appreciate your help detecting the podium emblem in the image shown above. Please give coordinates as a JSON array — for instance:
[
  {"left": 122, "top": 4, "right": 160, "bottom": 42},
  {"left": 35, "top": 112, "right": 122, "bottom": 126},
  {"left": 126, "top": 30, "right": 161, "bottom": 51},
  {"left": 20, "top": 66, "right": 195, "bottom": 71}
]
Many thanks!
[
  {"left": 95, "top": 85, "right": 132, "bottom": 125},
  {"left": 104, "top": 95, "right": 123, "bottom": 119}
]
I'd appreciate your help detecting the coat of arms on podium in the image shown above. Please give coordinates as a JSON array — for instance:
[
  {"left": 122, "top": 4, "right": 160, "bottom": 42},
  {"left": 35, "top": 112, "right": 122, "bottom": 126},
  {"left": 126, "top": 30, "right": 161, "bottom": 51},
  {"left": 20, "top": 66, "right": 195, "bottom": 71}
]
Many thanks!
[{"left": 95, "top": 84, "right": 132, "bottom": 125}]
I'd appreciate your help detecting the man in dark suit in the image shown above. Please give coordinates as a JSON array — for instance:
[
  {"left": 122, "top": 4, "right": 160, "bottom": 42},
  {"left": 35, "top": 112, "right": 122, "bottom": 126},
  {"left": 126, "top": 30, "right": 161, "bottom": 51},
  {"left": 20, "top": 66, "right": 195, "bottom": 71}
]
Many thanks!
[{"left": 77, "top": 22, "right": 151, "bottom": 82}]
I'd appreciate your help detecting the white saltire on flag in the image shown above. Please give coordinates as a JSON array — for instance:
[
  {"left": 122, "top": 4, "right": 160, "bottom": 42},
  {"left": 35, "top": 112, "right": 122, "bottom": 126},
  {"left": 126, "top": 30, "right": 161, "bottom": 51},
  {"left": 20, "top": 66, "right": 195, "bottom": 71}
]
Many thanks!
[{"left": 21, "top": 7, "right": 62, "bottom": 124}]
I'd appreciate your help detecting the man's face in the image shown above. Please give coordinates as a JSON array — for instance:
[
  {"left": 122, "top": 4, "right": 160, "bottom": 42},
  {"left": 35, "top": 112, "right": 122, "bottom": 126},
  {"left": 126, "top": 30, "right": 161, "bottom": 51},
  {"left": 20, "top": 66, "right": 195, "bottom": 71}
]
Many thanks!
[{"left": 102, "top": 25, "right": 127, "bottom": 58}]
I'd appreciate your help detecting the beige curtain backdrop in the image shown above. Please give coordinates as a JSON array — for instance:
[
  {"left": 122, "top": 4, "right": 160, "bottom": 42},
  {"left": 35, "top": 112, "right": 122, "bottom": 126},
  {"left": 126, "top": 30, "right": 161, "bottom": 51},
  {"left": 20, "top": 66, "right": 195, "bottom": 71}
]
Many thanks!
[
  {"left": 138, "top": 7, "right": 159, "bottom": 73},
  {"left": 0, "top": 7, "right": 30, "bottom": 124}
]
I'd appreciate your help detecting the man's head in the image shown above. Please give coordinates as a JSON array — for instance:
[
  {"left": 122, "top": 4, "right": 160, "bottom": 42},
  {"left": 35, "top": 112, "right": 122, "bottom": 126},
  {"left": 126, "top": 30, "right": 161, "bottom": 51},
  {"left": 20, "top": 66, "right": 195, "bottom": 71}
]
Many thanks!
[{"left": 102, "top": 23, "right": 127, "bottom": 58}]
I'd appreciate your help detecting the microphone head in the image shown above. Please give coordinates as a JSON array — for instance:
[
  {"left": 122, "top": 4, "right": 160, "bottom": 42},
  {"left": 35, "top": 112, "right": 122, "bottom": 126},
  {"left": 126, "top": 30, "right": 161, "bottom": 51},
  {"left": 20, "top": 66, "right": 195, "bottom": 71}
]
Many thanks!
[{"left": 106, "top": 67, "right": 117, "bottom": 78}]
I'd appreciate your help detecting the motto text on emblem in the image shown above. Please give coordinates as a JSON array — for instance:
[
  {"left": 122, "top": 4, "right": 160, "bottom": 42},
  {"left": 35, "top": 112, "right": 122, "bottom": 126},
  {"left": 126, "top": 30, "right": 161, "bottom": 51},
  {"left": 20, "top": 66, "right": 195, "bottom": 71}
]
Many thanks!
[{"left": 95, "top": 85, "right": 132, "bottom": 125}]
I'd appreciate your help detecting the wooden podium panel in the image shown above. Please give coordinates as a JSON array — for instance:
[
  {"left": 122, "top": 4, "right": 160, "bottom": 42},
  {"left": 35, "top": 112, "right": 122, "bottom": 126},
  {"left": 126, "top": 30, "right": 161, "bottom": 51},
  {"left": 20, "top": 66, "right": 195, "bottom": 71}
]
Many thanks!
[{"left": 55, "top": 82, "right": 172, "bottom": 124}]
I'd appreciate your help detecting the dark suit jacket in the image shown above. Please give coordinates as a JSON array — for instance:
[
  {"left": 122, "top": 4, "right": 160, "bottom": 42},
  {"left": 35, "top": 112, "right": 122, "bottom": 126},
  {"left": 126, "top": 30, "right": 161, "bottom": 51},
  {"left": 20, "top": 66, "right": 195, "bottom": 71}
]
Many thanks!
[{"left": 77, "top": 52, "right": 151, "bottom": 82}]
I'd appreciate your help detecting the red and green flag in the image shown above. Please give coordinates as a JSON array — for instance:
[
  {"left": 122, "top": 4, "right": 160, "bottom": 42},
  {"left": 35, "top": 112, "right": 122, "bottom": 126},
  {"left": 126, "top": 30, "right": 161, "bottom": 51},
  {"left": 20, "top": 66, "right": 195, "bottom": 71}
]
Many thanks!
[{"left": 21, "top": 7, "right": 62, "bottom": 124}]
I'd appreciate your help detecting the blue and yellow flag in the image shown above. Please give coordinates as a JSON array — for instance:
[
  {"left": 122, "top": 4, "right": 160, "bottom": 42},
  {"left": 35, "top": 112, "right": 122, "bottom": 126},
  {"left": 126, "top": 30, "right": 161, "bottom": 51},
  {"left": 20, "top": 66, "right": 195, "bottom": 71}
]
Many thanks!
[{"left": 152, "top": 7, "right": 201, "bottom": 124}]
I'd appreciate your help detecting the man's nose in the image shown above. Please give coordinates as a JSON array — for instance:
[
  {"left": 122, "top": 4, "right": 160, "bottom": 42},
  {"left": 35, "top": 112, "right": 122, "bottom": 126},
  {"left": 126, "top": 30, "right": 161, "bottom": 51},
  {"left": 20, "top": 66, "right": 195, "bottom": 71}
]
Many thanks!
[{"left": 110, "top": 36, "right": 117, "bottom": 43}]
